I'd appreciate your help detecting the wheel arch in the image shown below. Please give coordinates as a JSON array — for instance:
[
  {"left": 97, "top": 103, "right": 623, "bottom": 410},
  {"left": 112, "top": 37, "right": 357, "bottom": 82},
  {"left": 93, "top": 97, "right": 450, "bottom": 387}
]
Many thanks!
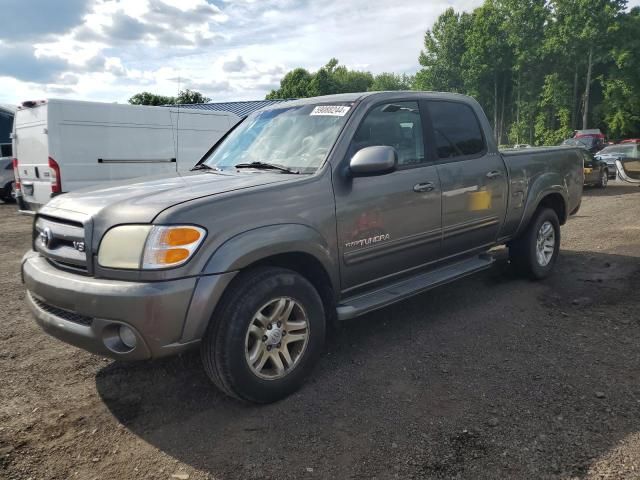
[
  {"left": 202, "top": 223, "right": 339, "bottom": 315},
  {"left": 514, "top": 181, "right": 568, "bottom": 240}
]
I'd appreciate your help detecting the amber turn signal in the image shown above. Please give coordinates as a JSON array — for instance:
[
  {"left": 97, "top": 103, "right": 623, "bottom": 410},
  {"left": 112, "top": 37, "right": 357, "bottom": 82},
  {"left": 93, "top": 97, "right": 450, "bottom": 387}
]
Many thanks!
[{"left": 161, "top": 227, "right": 202, "bottom": 246}]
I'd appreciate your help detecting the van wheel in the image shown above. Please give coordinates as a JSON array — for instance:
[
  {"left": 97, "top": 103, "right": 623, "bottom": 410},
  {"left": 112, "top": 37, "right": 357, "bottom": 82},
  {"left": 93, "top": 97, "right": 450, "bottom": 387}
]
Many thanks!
[
  {"left": 509, "top": 208, "right": 560, "bottom": 280},
  {"left": 201, "top": 267, "right": 325, "bottom": 403}
]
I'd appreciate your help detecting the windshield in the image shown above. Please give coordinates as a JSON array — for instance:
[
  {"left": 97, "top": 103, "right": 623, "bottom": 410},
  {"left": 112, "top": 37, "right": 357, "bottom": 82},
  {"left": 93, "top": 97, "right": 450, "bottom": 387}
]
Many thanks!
[
  {"left": 599, "top": 145, "right": 634, "bottom": 156},
  {"left": 203, "top": 103, "right": 353, "bottom": 174},
  {"left": 563, "top": 138, "right": 593, "bottom": 148}
]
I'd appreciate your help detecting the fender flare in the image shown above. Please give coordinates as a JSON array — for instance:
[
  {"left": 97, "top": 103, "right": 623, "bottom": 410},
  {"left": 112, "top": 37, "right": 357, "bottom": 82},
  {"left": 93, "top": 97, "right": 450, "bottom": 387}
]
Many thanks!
[
  {"left": 202, "top": 223, "right": 339, "bottom": 294},
  {"left": 514, "top": 173, "right": 568, "bottom": 238}
]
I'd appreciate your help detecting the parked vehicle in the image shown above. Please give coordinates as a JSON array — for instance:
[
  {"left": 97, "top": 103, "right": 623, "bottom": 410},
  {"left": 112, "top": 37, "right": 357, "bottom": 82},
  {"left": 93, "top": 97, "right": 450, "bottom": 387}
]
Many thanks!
[
  {"left": 562, "top": 136, "right": 603, "bottom": 154},
  {"left": 12, "top": 99, "right": 241, "bottom": 213},
  {"left": 596, "top": 142, "right": 640, "bottom": 179},
  {"left": 0, "top": 104, "right": 16, "bottom": 203},
  {"left": 574, "top": 129, "right": 605, "bottom": 152},
  {"left": 580, "top": 150, "right": 609, "bottom": 188},
  {"left": 0, "top": 158, "right": 16, "bottom": 202},
  {"left": 22, "top": 92, "right": 583, "bottom": 403}
]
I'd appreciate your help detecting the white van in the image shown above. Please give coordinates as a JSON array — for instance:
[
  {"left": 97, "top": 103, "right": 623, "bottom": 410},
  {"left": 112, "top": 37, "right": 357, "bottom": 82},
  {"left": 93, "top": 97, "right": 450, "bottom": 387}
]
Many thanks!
[{"left": 12, "top": 99, "right": 241, "bottom": 213}]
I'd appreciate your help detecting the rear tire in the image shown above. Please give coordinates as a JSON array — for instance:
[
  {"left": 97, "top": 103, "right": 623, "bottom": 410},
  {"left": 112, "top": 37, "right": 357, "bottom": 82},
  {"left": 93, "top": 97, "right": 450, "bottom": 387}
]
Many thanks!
[
  {"left": 509, "top": 208, "right": 560, "bottom": 280},
  {"left": 201, "top": 266, "right": 326, "bottom": 403},
  {"left": 1, "top": 182, "right": 16, "bottom": 203}
]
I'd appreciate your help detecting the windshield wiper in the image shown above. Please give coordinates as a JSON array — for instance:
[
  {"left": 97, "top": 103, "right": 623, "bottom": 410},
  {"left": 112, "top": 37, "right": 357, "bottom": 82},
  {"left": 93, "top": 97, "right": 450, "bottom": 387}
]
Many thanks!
[{"left": 234, "top": 161, "right": 299, "bottom": 174}]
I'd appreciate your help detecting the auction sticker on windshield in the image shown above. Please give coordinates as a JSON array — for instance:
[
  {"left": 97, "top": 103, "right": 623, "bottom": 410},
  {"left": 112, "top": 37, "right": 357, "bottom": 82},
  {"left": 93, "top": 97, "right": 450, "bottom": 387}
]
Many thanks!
[{"left": 310, "top": 105, "right": 351, "bottom": 116}]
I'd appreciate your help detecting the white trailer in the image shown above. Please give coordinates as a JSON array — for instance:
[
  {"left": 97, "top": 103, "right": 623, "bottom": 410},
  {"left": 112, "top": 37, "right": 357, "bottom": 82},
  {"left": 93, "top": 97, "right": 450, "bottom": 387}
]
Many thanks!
[{"left": 12, "top": 99, "right": 241, "bottom": 213}]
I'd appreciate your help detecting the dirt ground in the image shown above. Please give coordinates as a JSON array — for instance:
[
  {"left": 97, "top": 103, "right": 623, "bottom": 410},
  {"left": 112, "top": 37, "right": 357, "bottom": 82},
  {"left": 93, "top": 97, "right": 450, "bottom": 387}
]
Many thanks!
[{"left": 1, "top": 183, "right": 640, "bottom": 480}]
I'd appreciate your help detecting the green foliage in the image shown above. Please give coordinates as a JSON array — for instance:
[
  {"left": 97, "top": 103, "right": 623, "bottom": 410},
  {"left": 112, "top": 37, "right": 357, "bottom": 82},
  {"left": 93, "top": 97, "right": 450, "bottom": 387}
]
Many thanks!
[
  {"left": 128, "top": 92, "right": 176, "bottom": 106},
  {"left": 129, "top": 89, "right": 211, "bottom": 106},
  {"left": 415, "top": 8, "right": 470, "bottom": 92},
  {"left": 534, "top": 74, "right": 574, "bottom": 144},
  {"left": 601, "top": 7, "right": 640, "bottom": 138},
  {"left": 175, "top": 89, "right": 211, "bottom": 104},
  {"left": 414, "top": 0, "right": 636, "bottom": 144},
  {"left": 266, "top": 1, "right": 639, "bottom": 143},
  {"left": 369, "top": 73, "right": 414, "bottom": 91},
  {"left": 267, "top": 59, "right": 412, "bottom": 99},
  {"left": 266, "top": 68, "right": 314, "bottom": 99}
]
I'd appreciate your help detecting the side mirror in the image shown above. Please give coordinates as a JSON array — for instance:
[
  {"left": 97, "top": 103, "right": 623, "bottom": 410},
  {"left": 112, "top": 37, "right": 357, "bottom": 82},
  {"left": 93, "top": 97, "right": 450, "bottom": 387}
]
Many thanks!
[
  {"left": 349, "top": 146, "right": 398, "bottom": 176},
  {"left": 616, "top": 158, "right": 640, "bottom": 184}
]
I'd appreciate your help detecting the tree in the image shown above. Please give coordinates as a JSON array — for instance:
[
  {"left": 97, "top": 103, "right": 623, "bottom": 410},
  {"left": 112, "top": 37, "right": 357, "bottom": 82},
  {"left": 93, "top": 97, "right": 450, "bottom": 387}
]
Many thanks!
[
  {"left": 462, "top": 0, "right": 513, "bottom": 143},
  {"left": 369, "top": 73, "right": 414, "bottom": 91},
  {"left": 266, "top": 68, "right": 314, "bottom": 99},
  {"left": 601, "top": 7, "right": 640, "bottom": 138},
  {"left": 548, "top": 0, "right": 626, "bottom": 129},
  {"left": 415, "top": 8, "right": 470, "bottom": 93},
  {"left": 535, "top": 73, "right": 574, "bottom": 144},
  {"left": 175, "top": 89, "right": 211, "bottom": 104},
  {"left": 128, "top": 89, "right": 211, "bottom": 106},
  {"left": 128, "top": 92, "right": 176, "bottom": 106},
  {"left": 266, "top": 59, "right": 374, "bottom": 99}
]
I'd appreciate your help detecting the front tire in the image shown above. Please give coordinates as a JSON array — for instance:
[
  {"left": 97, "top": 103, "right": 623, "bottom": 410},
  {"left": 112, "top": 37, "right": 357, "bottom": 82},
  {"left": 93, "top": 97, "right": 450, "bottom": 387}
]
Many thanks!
[
  {"left": 201, "top": 267, "right": 326, "bottom": 403},
  {"left": 509, "top": 208, "right": 561, "bottom": 280}
]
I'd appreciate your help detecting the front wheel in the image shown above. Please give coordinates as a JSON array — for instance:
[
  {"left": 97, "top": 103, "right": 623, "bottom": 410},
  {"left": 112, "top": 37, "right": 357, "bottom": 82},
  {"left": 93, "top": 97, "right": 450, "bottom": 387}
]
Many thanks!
[
  {"left": 509, "top": 208, "right": 561, "bottom": 280},
  {"left": 201, "top": 267, "right": 326, "bottom": 403}
]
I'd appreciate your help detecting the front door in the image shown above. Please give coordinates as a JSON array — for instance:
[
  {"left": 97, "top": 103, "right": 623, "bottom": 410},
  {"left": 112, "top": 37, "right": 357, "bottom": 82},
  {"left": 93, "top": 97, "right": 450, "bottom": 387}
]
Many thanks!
[
  {"left": 426, "top": 100, "right": 508, "bottom": 258},
  {"left": 334, "top": 100, "right": 442, "bottom": 293}
]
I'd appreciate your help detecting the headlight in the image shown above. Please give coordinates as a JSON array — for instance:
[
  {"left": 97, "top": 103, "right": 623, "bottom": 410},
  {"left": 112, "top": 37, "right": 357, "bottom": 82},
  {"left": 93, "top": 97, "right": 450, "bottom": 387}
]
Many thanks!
[{"left": 98, "top": 225, "right": 206, "bottom": 270}]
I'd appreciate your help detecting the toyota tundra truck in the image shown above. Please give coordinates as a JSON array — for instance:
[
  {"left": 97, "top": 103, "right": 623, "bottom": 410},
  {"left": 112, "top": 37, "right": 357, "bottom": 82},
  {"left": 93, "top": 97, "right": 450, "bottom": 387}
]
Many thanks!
[{"left": 22, "top": 92, "right": 583, "bottom": 403}]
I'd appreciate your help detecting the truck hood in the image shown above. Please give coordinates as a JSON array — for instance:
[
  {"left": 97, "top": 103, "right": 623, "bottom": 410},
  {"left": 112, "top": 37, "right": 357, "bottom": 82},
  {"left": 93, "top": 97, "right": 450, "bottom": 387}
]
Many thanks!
[{"left": 42, "top": 171, "right": 293, "bottom": 223}]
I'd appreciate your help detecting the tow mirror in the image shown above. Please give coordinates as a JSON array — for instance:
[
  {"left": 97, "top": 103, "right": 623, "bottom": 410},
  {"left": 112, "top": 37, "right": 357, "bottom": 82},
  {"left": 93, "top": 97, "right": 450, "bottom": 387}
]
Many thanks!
[
  {"left": 616, "top": 158, "right": 640, "bottom": 184},
  {"left": 349, "top": 146, "right": 398, "bottom": 176}
]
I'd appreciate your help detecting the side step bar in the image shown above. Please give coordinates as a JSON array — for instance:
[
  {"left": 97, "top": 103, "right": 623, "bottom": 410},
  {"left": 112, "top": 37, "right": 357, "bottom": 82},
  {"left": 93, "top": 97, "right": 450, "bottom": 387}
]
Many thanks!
[{"left": 336, "top": 254, "right": 495, "bottom": 321}]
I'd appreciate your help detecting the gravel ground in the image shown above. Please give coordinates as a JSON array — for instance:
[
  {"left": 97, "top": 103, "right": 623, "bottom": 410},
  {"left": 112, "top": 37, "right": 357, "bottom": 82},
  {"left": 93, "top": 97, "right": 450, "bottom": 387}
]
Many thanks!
[{"left": 1, "top": 183, "right": 640, "bottom": 480}]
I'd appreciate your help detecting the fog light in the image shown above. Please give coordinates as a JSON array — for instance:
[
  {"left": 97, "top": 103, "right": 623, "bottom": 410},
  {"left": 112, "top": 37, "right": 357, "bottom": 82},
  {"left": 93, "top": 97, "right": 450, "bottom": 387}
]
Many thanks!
[{"left": 119, "top": 325, "right": 137, "bottom": 349}]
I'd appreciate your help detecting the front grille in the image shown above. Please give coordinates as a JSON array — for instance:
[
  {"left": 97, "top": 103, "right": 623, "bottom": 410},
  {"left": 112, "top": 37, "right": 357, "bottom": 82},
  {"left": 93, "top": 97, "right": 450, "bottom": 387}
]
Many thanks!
[
  {"left": 30, "top": 294, "right": 93, "bottom": 326},
  {"left": 34, "top": 215, "right": 89, "bottom": 273}
]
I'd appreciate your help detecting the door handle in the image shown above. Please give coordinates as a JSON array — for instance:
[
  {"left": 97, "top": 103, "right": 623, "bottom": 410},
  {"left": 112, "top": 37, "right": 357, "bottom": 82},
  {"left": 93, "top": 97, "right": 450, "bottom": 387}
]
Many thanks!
[
  {"left": 413, "top": 182, "right": 435, "bottom": 193},
  {"left": 486, "top": 170, "right": 503, "bottom": 179}
]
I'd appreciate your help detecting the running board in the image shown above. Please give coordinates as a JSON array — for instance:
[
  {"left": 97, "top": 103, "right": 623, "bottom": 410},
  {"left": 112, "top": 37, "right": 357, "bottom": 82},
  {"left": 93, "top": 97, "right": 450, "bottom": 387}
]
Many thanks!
[{"left": 336, "top": 254, "right": 495, "bottom": 321}]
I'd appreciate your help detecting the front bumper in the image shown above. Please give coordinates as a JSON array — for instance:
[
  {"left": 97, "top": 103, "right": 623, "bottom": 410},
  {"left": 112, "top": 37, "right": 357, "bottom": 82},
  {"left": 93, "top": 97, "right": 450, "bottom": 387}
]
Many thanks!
[{"left": 22, "top": 251, "right": 236, "bottom": 360}]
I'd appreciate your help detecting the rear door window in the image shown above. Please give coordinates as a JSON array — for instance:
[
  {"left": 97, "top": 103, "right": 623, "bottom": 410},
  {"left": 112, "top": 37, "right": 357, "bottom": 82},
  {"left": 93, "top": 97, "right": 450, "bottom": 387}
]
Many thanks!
[{"left": 427, "top": 101, "right": 486, "bottom": 160}]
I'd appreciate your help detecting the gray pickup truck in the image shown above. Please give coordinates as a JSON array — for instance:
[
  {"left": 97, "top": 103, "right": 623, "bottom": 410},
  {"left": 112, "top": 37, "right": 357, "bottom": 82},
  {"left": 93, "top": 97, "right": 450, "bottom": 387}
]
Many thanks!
[{"left": 22, "top": 92, "right": 583, "bottom": 403}]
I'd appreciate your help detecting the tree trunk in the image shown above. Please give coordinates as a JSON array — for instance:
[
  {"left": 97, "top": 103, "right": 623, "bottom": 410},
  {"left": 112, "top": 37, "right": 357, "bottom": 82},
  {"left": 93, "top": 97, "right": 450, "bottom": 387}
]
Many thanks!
[
  {"left": 582, "top": 46, "right": 593, "bottom": 130},
  {"left": 516, "top": 70, "right": 521, "bottom": 144},
  {"left": 499, "top": 77, "right": 507, "bottom": 145},
  {"left": 494, "top": 73, "right": 498, "bottom": 142},
  {"left": 571, "top": 66, "right": 578, "bottom": 130}
]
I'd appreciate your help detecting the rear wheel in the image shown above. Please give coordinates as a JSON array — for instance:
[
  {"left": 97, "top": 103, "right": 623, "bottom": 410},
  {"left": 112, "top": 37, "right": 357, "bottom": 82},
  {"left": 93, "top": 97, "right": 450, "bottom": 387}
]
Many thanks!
[
  {"left": 1, "top": 182, "right": 15, "bottom": 203},
  {"left": 201, "top": 266, "right": 326, "bottom": 403},
  {"left": 509, "top": 208, "right": 560, "bottom": 279}
]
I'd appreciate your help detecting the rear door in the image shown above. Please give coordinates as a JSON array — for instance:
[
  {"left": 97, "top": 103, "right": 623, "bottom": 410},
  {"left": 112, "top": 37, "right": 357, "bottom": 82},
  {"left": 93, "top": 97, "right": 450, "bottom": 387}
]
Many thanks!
[
  {"left": 426, "top": 100, "right": 508, "bottom": 258},
  {"left": 13, "top": 104, "right": 52, "bottom": 207},
  {"left": 335, "top": 100, "right": 442, "bottom": 292}
]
